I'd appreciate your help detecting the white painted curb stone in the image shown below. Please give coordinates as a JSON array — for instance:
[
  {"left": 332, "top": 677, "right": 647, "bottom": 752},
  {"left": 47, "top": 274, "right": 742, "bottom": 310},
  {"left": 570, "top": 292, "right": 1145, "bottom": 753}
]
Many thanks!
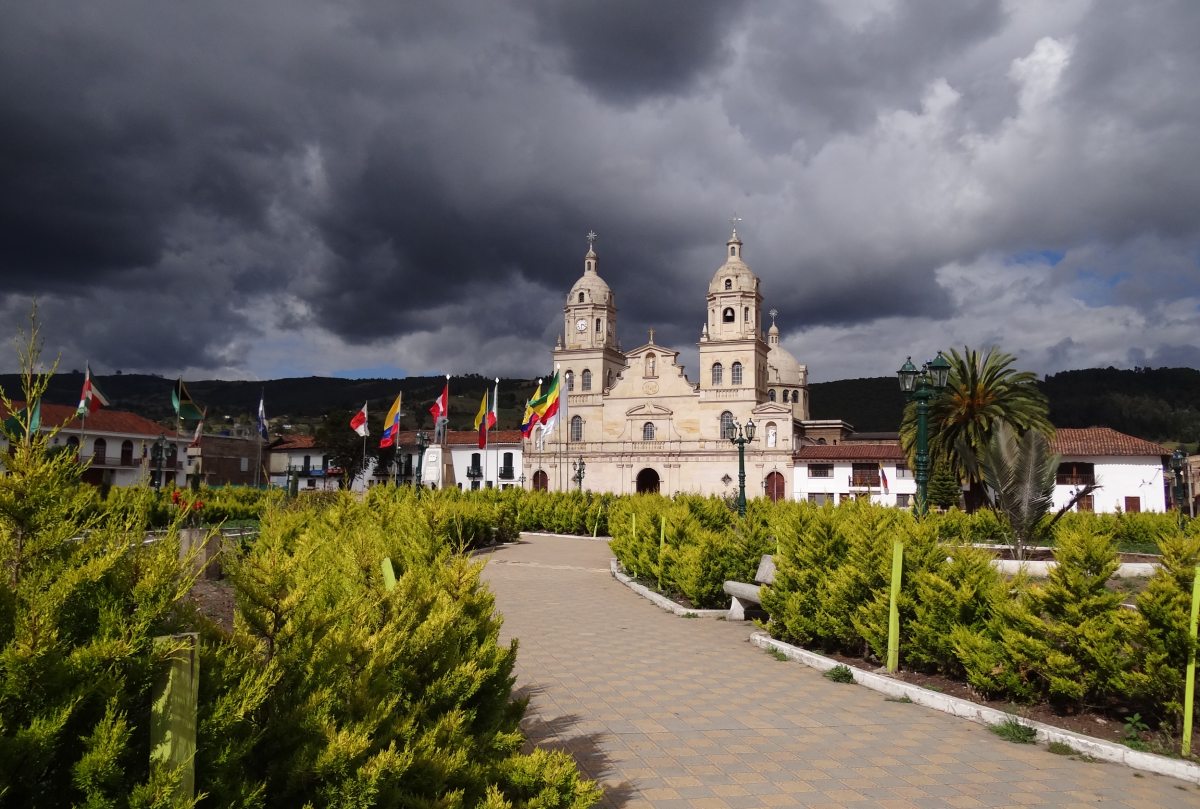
[
  {"left": 751, "top": 632, "right": 1200, "bottom": 786},
  {"left": 610, "top": 559, "right": 727, "bottom": 618}
]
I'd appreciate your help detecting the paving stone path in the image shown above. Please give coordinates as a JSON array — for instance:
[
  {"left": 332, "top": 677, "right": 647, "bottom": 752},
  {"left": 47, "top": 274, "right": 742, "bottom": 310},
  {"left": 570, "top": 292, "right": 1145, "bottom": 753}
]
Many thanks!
[{"left": 479, "top": 535, "right": 1200, "bottom": 809}]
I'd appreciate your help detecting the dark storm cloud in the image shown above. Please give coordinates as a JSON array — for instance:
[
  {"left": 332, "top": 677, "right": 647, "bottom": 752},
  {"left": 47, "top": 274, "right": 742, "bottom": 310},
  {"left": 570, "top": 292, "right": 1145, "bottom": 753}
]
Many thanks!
[
  {"left": 0, "top": 1, "right": 1197, "bottom": 381},
  {"left": 528, "top": 0, "right": 749, "bottom": 104}
]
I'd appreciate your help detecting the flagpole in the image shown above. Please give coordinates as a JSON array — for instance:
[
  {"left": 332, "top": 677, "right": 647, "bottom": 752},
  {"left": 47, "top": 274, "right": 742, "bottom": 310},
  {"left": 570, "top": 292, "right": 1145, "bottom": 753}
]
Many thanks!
[
  {"left": 254, "top": 387, "right": 263, "bottom": 488},
  {"left": 361, "top": 433, "right": 367, "bottom": 491},
  {"left": 556, "top": 362, "right": 563, "bottom": 492}
]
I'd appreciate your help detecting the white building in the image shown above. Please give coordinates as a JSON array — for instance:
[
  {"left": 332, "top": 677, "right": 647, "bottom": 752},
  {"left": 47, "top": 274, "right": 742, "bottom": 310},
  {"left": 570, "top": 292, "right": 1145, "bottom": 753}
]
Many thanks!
[
  {"left": 1, "top": 401, "right": 190, "bottom": 489},
  {"left": 793, "top": 443, "right": 917, "bottom": 507},
  {"left": 378, "top": 430, "right": 524, "bottom": 490},
  {"left": 1051, "top": 427, "right": 1170, "bottom": 513}
]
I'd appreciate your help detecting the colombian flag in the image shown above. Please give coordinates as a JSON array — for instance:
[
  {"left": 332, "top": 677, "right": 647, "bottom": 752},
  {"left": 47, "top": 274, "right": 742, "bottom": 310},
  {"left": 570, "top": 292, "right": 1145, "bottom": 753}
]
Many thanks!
[{"left": 379, "top": 392, "right": 403, "bottom": 448}]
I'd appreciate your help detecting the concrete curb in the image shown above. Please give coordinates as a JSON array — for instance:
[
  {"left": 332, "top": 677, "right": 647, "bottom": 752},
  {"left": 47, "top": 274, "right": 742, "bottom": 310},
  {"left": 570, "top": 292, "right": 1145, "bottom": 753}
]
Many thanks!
[
  {"left": 991, "top": 559, "right": 1158, "bottom": 578},
  {"left": 750, "top": 632, "right": 1200, "bottom": 786},
  {"left": 520, "top": 531, "right": 612, "bottom": 543},
  {"left": 609, "top": 559, "right": 727, "bottom": 618}
]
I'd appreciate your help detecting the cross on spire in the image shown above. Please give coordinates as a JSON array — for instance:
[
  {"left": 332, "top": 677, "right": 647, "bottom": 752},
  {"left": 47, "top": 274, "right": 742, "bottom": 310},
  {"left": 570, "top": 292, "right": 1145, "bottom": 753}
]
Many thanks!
[
  {"left": 769, "top": 308, "right": 778, "bottom": 327},
  {"left": 729, "top": 213, "right": 743, "bottom": 237},
  {"left": 586, "top": 229, "right": 598, "bottom": 247}
]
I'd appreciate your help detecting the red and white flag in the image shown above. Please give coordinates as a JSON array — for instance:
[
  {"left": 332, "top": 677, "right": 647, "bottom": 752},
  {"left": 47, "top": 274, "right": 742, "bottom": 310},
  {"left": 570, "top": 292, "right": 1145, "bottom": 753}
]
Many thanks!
[
  {"left": 350, "top": 402, "right": 369, "bottom": 437},
  {"left": 76, "top": 364, "right": 110, "bottom": 416},
  {"left": 487, "top": 378, "right": 498, "bottom": 430},
  {"left": 429, "top": 381, "right": 449, "bottom": 422}
]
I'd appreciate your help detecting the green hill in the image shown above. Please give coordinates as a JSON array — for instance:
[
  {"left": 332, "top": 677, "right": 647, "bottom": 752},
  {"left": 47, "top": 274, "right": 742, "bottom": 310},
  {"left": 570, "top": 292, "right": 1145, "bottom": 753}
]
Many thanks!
[{"left": 4, "top": 366, "right": 1197, "bottom": 448}]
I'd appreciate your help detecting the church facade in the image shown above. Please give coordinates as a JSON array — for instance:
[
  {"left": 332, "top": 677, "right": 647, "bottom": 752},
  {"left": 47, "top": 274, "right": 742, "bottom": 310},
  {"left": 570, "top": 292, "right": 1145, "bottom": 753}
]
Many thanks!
[{"left": 523, "top": 228, "right": 810, "bottom": 500}]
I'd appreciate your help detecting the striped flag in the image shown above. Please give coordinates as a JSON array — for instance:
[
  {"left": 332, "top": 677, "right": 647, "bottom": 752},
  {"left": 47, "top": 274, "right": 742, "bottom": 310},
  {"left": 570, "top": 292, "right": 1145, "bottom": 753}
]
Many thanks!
[{"left": 76, "top": 364, "right": 110, "bottom": 416}]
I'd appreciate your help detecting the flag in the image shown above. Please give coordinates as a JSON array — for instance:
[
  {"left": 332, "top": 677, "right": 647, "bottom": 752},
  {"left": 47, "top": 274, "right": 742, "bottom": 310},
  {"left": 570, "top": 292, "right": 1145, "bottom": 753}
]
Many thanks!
[
  {"left": 474, "top": 388, "right": 489, "bottom": 449},
  {"left": 76, "top": 364, "right": 110, "bottom": 416},
  {"left": 487, "top": 379, "right": 498, "bottom": 430},
  {"left": 879, "top": 463, "right": 889, "bottom": 494},
  {"left": 190, "top": 411, "right": 206, "bottom": 448},
  {"left": 539, "top": 372, "right": 562, "bottom": 433},
  {"left": 257, "top": 394, "right": 269, "bottom": 440},
  {"left": 350, "top": 401, "right": 369, "bottom": 437},
  {"left": 429, "top": 378, "right": 449, "bottom": 441},
  {"left": 520, "top": 380, "right": 543, "bottom": 437},
  {"left": 380, "top": 392, "right": 403, "bottom": 448},
  {"left": 172, "top": 378, "right": 204, "bottom": 421},
  {"left": 2, "top": 400, "right": 41, "bottom": 440}
]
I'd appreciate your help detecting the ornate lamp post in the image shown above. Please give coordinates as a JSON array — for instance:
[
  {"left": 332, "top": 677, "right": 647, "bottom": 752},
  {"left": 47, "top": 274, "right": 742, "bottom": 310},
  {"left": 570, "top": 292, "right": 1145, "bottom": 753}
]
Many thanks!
[
  {"left": 1171, "top": 449, "right": 1188, "bottom": 523},
  {"left": 151, "top": 433, "right": 167, "bottom": 491},
  {"left": 414, "top": 430, "right": 429, "bottom": 490},
  {"left": 572, "top": 457, "right": 586, "bottom": 491},
  {"left": 518, "top": 473, "right": 527, "bottom": 489},
  {"left": 897, "top": 353, "right": 950, "bottom": 517},
  {"left": 725, "top": 417, "right": 756, "bottom": 517}
]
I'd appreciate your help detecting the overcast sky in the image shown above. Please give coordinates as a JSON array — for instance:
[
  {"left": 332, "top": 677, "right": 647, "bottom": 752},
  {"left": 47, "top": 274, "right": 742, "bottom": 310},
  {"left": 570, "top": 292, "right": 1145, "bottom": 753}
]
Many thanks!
[{"left": 2, "top": 0, "right": 1198, "bottom": 384}]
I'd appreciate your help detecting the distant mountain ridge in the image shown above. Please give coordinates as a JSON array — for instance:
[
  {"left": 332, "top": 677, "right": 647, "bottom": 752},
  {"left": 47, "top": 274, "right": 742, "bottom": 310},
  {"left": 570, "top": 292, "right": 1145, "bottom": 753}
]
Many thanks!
[{"left": 3, "top": 366, "right": 1197, "bottom": 447}]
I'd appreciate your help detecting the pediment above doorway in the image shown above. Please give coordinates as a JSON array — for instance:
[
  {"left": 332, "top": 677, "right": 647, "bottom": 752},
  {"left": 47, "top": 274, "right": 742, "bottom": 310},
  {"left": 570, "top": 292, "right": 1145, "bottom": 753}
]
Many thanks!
[{"left": 625, "top": 402, "right": 673, "bottom": 418}]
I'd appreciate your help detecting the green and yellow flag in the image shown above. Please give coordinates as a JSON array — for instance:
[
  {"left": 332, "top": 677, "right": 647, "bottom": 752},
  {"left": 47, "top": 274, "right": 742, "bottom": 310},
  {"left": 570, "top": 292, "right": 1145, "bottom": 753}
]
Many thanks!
[{"left": 172, "top": 378, "right": 204, "bottom": 421}]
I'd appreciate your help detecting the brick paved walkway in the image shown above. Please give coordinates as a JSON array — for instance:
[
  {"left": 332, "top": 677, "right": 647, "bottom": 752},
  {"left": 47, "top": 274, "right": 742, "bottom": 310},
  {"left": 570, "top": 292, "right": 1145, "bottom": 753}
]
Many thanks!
[{"left": 479, "top": 535, "right": 1200, "bottom": 809}]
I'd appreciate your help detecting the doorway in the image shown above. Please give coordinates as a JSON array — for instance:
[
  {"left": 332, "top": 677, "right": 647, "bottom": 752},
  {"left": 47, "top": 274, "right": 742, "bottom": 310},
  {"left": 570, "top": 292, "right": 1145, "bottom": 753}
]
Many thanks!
[{"left": 636, "top": 468, "right": 660, "bottom": 494}]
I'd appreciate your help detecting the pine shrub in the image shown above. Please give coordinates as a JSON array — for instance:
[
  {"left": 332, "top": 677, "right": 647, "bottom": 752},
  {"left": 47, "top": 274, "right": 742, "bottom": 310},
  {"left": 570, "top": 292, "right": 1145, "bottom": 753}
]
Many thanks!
[{"left": 1136, "top": 523, "right": 1200, "bottom": 727}]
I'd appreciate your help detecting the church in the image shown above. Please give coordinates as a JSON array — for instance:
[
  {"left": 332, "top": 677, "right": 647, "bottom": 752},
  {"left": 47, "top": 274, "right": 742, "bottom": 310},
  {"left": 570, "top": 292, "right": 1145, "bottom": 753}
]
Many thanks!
[{"left": 523, "top": 226, "right": 817, "bottom": 499}]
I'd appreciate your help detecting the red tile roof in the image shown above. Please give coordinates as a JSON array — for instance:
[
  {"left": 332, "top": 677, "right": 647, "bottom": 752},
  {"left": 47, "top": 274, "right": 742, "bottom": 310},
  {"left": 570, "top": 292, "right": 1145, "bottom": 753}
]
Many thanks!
[
  {"left": 387, "top": 429, "right": 524, "bottom": 446},
  {"left": 2, "top": 401, "right": 182, "bottom": 438},
  {"left": 270, "top": 435, "right": 318, "bottom": 451},
  {"left": 794, "top": 444, "right": 907, "bottom": 461},
  {"left": 1051, "top": 427, "right": 1170, "bottom": 458}
]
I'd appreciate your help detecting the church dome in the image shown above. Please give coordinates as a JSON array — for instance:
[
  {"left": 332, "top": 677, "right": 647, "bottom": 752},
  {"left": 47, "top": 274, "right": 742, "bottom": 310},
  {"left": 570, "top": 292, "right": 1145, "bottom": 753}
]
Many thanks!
[
  {"left": 768, "top": 342, "right": 803, "bottom": 384},
  {"left": 568, "top": 242, "right": 612, "bottom": 305},
  {"left": 708, "top": 229, "right": 758, "bottom": 294}
]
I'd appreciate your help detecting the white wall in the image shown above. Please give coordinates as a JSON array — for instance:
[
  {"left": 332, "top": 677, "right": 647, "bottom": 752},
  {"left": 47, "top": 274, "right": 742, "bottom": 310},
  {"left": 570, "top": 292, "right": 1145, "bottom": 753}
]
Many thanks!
[
  {"left": 1053, "top": 456, "right": 1167, "bottom": 513},
  {"left": 792, "top": 460, "right": 918, "bottom": 507},
  {"left": 449, "top": 444, "right": 523, "bottom": 490}
]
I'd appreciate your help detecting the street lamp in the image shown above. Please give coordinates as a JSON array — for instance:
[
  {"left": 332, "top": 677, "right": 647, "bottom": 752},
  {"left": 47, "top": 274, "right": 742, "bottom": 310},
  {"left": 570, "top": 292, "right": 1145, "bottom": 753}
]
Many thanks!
[
  {"left": 414, "top": 430, "right": 429, "bottom": 490},
  {"left": 725, "top": 417, "right": 756, "bottom": 517},
  {"left": 518, "top": 473, "right": 527, "bottom": 489},
  {"left": 1170, "top": 449, "right": 1187, "bottom": 522},
  {"left": 898, "top": 352, "right": 950, "bottom": 517},
  {"left": 151, "top": 433, "right": 167, "bottom": 491},
  {"left": 572, "top": 457, "right": 586, "bottom": 491}
]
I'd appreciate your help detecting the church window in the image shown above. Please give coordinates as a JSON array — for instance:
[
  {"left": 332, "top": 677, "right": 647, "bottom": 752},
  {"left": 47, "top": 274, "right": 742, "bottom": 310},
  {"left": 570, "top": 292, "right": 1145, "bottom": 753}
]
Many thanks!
[
  {"left": 744, "top": 306, "right": 749, "bottom": 324},
  {"left": 642, "top": 422, "right": 655, "bottom": 441},
  {"left": 720, "top": 411, "right": 734, "bottom": 439},
  {"left": 581, "top": 369, "right": 592, "bottom": 391},
  {"left": 768, "top": 389, "right": 776, "bottom": 402},
  {"left": 731, "top": 362, "right": 743, "bottom": 386},
  {"left": 645, "top": 352, "right": 656, "bottom": 377},
  {"left": 730, "top": 246, "right": 736, "bottom": 257},
  {"left": 578, "top": 292, "right": 585, "bottom": 303},
  {"left": 570, "top": 415, "right": 583, "bottom": 442},
  {"left": 565, "top": 370, "right": 574, "bottom": 392},
  {"left": 711, "top": 362, "right": 723, "bottom": 385},
  {"left": 722, "top": 307, "right": 734, "bottom": 323},
  {"left": 792, "top": 390, "right": 800, "bottom": 403},
  {"left": 724, "top": 278, "right": 732, "bottom": 290},
  {"left": 595, "top": 318, "right": 601, "bottom": 333},
  {"left": 766, "top": 422, "right": 777, "bottom": 448}
]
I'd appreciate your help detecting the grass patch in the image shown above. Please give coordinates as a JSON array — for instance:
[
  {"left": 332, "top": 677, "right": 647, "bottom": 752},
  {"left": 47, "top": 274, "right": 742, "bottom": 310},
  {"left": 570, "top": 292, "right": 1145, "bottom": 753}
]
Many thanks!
[
  {"left": 824, "top": 664, "right": 854, "bottom": 683},
  {"left": 1047, "top": 741, "right": 1075, "bottom": 756},
  {"left": 683, "top": 612, "right": 698, "bottom": 619},
  {"left": 989, "top": 717, "right": 1037, "bottom": 744},
  {"left": 885, "top": 695, "right": 913, "bottom": 704},
  {"left": 768, "top": 648, "right": 789, "bottom": 662}
]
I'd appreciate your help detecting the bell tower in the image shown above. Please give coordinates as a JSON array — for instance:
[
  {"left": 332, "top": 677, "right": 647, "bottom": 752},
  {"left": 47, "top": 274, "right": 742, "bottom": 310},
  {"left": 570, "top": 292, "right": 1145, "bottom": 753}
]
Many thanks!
[{"left": 698, "top": 222, "right": 769, "bottom": 401}]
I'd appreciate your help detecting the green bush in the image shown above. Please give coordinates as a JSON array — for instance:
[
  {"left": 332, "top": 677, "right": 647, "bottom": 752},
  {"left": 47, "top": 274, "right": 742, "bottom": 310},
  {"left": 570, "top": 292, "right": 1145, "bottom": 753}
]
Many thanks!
[
  {"left": 952, "top": 524, "right": 1154, "bottom": 710},
  {"left": 199, "top": 495, "right": 601, "bottom": 807},
  {"left": 1136, "top": 522, "right": 1200, "bottom": 728}
]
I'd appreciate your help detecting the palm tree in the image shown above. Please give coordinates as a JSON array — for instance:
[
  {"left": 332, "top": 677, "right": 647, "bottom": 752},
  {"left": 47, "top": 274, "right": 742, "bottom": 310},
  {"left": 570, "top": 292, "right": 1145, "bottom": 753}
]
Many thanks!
[
  {"left": 902, "top": 346, "right": 1052, "bottom": 510},
  {"left": 980, "top": 422, "right": 1096, "bottom": 560}
]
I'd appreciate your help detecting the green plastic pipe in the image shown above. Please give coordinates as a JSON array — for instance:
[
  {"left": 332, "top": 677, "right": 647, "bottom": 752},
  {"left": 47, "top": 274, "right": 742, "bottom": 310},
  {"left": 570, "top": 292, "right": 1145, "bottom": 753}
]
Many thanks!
[
  {"left": 1183, "top": 565, "right": 1200, "bottom": 757},
  {"left": 887, "top": 540, "right": 903, "bottom": 673}
]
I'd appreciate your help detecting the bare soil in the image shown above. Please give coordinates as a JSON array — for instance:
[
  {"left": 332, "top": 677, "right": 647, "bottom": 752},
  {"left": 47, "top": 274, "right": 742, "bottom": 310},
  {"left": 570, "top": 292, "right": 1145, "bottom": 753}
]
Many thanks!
[{"left": 186, "top": 578, "right": 236, "bottom": 634}]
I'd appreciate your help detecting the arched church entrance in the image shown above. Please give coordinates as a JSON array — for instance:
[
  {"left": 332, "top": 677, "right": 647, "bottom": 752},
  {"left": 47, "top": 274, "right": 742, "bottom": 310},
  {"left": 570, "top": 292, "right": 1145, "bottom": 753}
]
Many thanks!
[
  {"left": 765, "top": 471, "right": 786, "bottom": 503},
  {"left": 636, "top": 468, "right": 660, "bottom": 494},
  {"left": 532, "top": 470, "right": 548, "bottom": 491}
]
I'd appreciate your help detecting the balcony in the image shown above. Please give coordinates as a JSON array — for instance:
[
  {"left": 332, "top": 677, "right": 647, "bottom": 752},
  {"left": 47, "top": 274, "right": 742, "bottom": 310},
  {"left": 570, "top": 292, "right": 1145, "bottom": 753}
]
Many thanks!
[
  {"left": 1056, "top": 473, "right": 1096, "bottom": 486},
  {"left": 466, "top": 465, "right": 483, "bottom": 479},
  {"left": 849, "top": 472, "right": 882, "bottom": 489},
  {"left": 88, "top": 454, "right": 138, "bottom": 468},
  {"left": 498, "top": 465, "right": 514, "bottom": 480}
]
